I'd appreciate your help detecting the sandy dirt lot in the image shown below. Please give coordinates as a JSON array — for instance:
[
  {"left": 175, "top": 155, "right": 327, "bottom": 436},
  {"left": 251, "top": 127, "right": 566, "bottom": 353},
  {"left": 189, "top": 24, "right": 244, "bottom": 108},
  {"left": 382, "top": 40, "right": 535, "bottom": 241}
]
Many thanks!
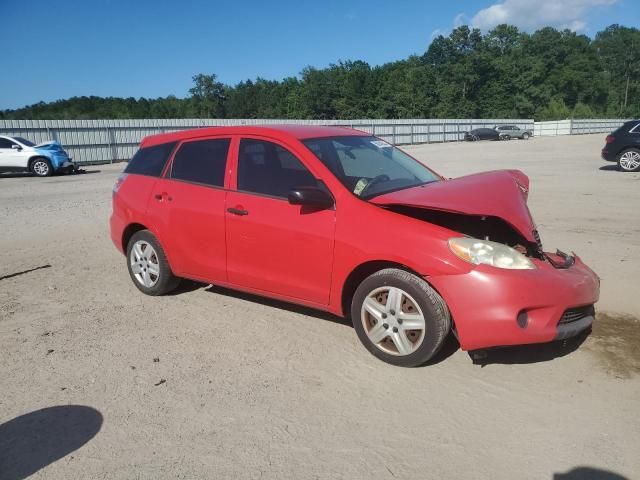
[{"left": 1, "top": 134, "right": 639, "bottom": 479}]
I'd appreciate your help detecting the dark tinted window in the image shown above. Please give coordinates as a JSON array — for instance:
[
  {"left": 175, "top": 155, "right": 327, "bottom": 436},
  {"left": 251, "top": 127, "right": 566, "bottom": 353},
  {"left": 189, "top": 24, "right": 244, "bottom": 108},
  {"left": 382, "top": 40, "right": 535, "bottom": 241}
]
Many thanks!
[
  {"left": 238, "top": 139, "right": 316, "bottom": 198},
  {"left": 171, "top": 138, "right": 230, "bottom": 187},
  {"left": 14, "top": 137, "right": 35, "bottom": 146},
  {"left": 0, "top": 138, "right": 17, "bottom": 149},
  {"left": 125, "top": 142, "right": 176, "bottom": 177}
]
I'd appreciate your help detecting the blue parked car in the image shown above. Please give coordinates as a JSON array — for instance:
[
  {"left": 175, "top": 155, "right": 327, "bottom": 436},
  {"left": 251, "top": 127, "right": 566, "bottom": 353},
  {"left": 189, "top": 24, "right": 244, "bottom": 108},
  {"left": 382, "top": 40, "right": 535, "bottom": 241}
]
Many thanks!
[{"left": 0, "top": 135, "right": 78, "bottom": 176}]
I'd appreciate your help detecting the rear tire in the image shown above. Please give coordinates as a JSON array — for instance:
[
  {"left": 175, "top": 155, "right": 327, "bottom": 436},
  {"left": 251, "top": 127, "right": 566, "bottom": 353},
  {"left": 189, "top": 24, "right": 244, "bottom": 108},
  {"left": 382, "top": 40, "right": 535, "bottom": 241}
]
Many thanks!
[
  {"left": 522, "top": 132, "right": 530, "bottom": 140},
  {"left": 501, "top": 134, "right": 511, "bottom": 141},
  {"left": 617, "top": 148, "right": 640, "bottom": 172},
  {"left": 30, "top": 158, "right": 52, "bottom": 177},
  {"left": 351, "top": 268, "right": 451, "bottom": 367},
  {"left": 126, "top": 230, "right": 180, "bottom": 295}
]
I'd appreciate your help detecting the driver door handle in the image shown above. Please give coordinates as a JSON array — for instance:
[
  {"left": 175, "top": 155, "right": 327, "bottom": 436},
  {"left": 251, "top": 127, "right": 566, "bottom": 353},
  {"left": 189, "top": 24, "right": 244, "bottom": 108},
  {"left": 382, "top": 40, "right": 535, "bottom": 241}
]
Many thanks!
[{"left": 227, "top": 207, "right": 249, "bottom": 216}]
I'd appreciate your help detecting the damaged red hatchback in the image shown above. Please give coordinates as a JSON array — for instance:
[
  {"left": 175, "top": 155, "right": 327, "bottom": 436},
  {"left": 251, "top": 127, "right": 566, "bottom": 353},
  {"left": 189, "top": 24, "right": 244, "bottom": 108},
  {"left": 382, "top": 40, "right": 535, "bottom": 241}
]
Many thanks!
[{"left": 110, "top": 126, "right": 600, "bottom": 366}]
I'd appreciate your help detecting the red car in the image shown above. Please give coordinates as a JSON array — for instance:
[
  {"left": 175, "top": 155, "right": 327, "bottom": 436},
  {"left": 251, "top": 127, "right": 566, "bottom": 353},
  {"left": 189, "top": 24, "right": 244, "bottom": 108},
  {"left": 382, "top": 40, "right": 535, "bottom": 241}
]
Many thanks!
[{"left": 110, "top": 126, "right": 599, "bottom": 367}]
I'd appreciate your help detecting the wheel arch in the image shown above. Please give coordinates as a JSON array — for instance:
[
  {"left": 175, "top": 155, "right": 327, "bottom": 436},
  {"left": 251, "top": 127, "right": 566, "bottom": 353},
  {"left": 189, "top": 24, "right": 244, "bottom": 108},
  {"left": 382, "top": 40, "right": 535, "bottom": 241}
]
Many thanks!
[
  {"left": 341, "top": 260, "right": 429, "bottom": 318},
  {"left": 28, "top": 155, "right": 52, "bottom": 169},
  {"left": 121, "top": 222, "right": 148, "bottom": 253}
]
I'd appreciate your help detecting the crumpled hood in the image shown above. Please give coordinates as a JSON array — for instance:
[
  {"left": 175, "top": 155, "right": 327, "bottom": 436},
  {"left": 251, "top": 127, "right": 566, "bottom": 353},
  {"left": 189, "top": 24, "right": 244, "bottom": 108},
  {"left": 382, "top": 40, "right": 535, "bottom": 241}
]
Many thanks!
[
  {"left": 34, "top": 140, "right": 63, "bottom": 151},
  {"left": 371, "top": 170, "right": 537, "bottom": 242}
]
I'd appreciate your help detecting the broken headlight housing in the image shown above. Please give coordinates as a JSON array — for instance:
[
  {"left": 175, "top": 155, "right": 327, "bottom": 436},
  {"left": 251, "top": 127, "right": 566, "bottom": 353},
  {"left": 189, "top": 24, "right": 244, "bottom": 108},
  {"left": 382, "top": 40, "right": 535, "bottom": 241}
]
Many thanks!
[{"left": 448, "top": 237, "right": 535, "bottom": 270}]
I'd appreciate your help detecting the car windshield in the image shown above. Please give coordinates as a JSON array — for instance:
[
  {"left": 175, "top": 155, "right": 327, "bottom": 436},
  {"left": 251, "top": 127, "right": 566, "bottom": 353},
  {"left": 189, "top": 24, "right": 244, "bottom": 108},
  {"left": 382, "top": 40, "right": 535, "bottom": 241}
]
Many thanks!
[
  {"left": 302, "top": 136, "right": 440, "bottom": 199},
  {"left": 14, "top": 137, "right": 35, "bottom": 147}
]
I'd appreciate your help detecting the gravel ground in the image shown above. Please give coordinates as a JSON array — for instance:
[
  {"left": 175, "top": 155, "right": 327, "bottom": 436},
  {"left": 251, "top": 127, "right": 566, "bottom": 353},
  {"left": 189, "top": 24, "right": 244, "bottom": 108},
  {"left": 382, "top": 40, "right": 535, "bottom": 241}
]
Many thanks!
[{"left": 1, "top": 134, "right": 639, "bottom": 479}]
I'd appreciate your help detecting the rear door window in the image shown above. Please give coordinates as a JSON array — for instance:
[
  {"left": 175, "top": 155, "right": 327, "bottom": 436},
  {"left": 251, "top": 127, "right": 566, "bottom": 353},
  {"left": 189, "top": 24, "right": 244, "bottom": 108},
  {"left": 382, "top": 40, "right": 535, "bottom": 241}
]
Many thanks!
[
  {"left": 0, "top": 138, "right": 17, "bottom": 149},
  {"left": 125, "top": 142, "right": 176, "bottom": 177},
  {"left": 171, "top": 138, "right": 230, "bottom": 187}
]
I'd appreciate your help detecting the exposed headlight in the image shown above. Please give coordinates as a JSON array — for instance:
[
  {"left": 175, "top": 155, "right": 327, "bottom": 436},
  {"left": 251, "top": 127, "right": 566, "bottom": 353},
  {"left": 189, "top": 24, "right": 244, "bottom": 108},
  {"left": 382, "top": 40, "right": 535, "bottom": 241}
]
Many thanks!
[{"left": 448, "top": 237, "right": 535, "bottom": 270}]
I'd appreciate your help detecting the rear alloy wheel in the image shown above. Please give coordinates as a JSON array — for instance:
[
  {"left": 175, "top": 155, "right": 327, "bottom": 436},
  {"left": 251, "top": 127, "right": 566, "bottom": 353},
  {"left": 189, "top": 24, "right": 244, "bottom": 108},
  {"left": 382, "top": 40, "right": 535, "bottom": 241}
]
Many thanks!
[
  {"left": 522, "top": 132, "right": 530, "bottom": 140},
  {"left": 126, "top": 230, "right": 180, "bottom": 295},
  {"left": 501, "top": 134, "right": 511, "bottom": 141},
  {"left": 617, "top": 148, "right": 640, "bottom": 172},
  {"left": 31, "top": 158, "right": 52, "bottom": 177},
  {"left": 351, "top": 268, "right": 451, "bottom": 367}
]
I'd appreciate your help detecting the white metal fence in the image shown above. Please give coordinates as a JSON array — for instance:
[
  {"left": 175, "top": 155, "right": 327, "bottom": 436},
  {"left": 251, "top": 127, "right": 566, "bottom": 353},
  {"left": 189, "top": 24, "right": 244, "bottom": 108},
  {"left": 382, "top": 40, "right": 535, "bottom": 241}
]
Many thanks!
[
  {"left": 0, "top": 118, "right": 532, "bottom": 165},
  {"left": 0, "top": 117, "right": 628, "bottom": 164},
  {"left": 534, "top": 118, "right": 629, "bottom": 136}
]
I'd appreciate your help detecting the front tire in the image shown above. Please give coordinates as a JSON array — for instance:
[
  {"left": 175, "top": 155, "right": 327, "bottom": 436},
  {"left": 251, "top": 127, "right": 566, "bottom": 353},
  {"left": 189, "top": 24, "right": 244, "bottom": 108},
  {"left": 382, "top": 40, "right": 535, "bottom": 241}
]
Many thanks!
[
  {"left": 617, "top": 148, "right": 640, "bottom": 172},
  {"left": 522, "top": 132, "right": 530, "bottom": 140},
  {"left": 30, "top": 158, "right": 52, "bottom": 177},
  {"left": 351, "top": 268, "right": 451, "bottom": 367},
  {"left": 126, "top": 230, "right": 180, "bottom": 295},
  {"left": 501, "top": 134, "right": 511, "bottom": 141}
]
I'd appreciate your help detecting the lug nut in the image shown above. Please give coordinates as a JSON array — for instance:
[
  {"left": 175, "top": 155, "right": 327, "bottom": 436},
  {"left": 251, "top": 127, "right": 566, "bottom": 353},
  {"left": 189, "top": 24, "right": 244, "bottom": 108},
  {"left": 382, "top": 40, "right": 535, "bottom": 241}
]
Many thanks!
[
  {"left": 382, "top": 313, "right": 387, "bottom": 319},
  {"left": 392, "top": 326, "right": 398, "bottom": 333},
  {"left": 390, "top": 310, "right": 396, "bottom": 315},
  {"left": 397, "top": 319, "right": 403, "bottom": 325},
  {"left": 383, "top": 323, "right": 389, "bottom": 329}
]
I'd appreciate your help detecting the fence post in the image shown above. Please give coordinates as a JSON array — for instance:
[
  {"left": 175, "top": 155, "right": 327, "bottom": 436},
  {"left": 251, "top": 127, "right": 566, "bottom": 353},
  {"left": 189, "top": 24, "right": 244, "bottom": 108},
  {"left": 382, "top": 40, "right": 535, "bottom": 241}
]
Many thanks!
[
  {"left": 106, "top": 127, "right": 115, "bottom": 164},
  {"left": 410, "top": 124, "right": 414, "bottom": 145},
  {"left": 392, "top": 124, "right": 396, "bottom": 145}
]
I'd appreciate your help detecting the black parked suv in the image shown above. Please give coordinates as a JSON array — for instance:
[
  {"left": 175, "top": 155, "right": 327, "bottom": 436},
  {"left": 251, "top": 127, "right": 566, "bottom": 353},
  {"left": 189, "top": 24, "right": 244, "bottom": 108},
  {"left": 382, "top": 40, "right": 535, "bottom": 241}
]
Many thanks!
[{"left": 601, "top": 120, "right": 640, "bottom": 172}]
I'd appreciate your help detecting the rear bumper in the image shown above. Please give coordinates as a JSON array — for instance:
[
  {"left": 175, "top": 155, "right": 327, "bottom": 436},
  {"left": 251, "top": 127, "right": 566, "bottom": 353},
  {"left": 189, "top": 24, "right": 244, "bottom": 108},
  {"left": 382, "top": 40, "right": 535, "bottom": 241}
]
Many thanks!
[
  {"left": 428, "top": 255, "right": 600, "bottom": 351},
  {"left": 601, "top": 148, "right": 616, "bottom": 162},
  {"left": 109, "top": 211, "right": 126, "bottom": 254}
]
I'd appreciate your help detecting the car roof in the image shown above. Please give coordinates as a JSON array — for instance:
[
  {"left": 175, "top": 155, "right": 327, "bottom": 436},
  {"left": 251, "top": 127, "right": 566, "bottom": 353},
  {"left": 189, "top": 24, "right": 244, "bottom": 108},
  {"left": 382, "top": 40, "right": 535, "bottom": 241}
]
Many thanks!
[{"left": 140, "top": 125, "right": 369, "bottom": 148}]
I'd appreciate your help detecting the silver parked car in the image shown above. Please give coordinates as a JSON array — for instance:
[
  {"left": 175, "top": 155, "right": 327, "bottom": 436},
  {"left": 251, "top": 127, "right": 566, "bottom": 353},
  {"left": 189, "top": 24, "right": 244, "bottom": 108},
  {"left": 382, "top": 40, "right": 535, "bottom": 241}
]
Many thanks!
[{"left": 494, "top": 125, "right": 532, "bottom": 140}]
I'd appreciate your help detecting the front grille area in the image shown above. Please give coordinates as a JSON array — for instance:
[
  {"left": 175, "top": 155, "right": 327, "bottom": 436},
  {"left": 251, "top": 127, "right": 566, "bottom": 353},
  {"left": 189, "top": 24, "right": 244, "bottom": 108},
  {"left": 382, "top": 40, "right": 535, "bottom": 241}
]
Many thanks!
[{"left": 559, "top": 305, "right": 595, "bottom": 325}]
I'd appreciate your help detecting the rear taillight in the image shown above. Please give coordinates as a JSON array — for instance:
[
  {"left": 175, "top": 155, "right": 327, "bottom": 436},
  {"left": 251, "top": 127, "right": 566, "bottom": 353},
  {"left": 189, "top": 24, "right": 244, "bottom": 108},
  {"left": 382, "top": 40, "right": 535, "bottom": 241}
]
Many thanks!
[
  {"left": 606, "top": 135, "right": 615, "bottom": 143},
  {"left": 112, "top": 173, "right": 128, "bottom": 195}
]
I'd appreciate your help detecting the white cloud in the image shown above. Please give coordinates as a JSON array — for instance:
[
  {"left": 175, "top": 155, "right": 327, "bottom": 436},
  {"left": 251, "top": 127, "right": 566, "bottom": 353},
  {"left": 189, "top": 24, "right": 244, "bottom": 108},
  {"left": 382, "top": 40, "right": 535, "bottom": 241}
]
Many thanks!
[
  {"left": 453, "top": 13, "right": 468, "bottom": 28},
  {"left": 469, "top": 0, "right": 617, "bottom": 32},
  {"left": 430, "top": 28, "right": 443, "bottom": 39}
]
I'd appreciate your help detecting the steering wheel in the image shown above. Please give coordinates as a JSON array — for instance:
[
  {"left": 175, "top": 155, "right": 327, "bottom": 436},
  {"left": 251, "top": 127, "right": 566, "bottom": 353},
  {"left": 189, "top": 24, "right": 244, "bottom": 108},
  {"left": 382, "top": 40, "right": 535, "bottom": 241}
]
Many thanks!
[{"left": 358, "top": 174, "right": 390, "bottom": 197}]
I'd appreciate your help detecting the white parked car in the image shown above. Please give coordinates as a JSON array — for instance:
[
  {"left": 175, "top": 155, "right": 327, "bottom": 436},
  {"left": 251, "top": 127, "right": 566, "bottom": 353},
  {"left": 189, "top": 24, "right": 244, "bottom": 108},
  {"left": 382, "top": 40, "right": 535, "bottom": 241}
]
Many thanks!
[{"left": 0, "top": 135, "right": 77, "bottom": 176}]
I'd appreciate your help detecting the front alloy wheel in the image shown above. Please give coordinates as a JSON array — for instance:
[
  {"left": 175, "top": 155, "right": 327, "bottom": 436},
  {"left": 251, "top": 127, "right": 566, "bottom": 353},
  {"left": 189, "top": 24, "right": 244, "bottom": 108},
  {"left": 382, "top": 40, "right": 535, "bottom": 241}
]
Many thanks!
[
  {"left": 31, "top": 158, "right": 52, "bottom": 177},
  {"left": 351, "top": 268, "right": 451, "bottom": 367},
  {"left": 618, "top": 148, "right": 640, "bottom": 172}
]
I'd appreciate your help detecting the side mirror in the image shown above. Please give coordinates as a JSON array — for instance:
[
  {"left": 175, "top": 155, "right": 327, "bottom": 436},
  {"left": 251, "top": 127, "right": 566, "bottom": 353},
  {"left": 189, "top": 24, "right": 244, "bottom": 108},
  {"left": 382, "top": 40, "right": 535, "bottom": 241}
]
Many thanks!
[
  {"left": 288, "top": 186, "right": 334, "bottom": 209},
  {"left": 11, "top": 144, "right": 22, "bottom": 151}
]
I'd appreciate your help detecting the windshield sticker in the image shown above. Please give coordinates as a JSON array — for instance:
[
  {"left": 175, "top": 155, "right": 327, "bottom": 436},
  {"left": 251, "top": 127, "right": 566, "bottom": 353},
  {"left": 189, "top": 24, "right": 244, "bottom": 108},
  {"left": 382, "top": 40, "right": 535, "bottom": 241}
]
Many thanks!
[
  {"left": 370, "top": 140, "right": 392, "bottom": 148},
  {"left": 354, "top": 178, "right": 369, "bottom": 196}
]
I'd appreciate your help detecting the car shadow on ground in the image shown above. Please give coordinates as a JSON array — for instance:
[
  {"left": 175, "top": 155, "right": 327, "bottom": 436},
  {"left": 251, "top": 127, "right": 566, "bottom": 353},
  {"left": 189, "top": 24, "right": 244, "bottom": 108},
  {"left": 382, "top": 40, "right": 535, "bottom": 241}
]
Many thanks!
[
  {"left": 174, "top": 281, "right": 591, "bottom": 367},
  {"left": 0, "top": 405, "right": 103, "bottom": 480},
  {"left": 203, "top": 284, "right": 351, "bottom": 327},
  {"left": 469, "top": 330, "right": 590, "bottom": 367},
  {"left": 598, "top": 164, "right": 620, "bottom": 171},
  {"left": 0, "top": 170, "right": 101, "bottom": 179},
  {"left": 554, "top": 466, "right": 629, "bottom": 479}
]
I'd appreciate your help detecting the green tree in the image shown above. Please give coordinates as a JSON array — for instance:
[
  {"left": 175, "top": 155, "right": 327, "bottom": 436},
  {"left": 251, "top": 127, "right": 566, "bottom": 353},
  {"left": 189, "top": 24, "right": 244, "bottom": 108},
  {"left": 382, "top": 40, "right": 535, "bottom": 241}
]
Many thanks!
[{"left": 189, "top": 74, "right": 226, "bottom": 118}]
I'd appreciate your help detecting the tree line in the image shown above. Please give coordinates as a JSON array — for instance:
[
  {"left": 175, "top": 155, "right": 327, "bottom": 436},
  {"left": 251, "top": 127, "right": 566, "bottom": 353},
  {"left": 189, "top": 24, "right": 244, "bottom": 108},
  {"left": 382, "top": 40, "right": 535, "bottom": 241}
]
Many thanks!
[{"left": 2, "top": 23, "right": 638, "bottom": 121}]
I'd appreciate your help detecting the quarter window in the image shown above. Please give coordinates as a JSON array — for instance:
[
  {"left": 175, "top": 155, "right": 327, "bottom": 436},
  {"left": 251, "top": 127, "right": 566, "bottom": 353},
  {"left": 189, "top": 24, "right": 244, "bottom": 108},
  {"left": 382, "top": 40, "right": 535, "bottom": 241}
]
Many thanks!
[
  {"left": 171, "top": 138, "right": 230, "bottom": 187},
  {"left": 237, "top": 139, "right": 317, "bottom": 198},
  {"left": 125, "top": 142, "right": 176, "bottom": 177}
]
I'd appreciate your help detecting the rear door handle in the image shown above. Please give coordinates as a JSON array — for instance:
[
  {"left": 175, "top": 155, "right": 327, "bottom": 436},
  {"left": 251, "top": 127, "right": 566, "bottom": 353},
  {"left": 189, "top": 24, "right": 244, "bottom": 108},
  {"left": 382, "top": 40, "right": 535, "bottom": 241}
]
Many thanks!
[
  {"left": 154, "top": 192, "right": 172, "bottom": 202},
  {"left": 227, "top": 207, "right": 249, "bottom": 216}
]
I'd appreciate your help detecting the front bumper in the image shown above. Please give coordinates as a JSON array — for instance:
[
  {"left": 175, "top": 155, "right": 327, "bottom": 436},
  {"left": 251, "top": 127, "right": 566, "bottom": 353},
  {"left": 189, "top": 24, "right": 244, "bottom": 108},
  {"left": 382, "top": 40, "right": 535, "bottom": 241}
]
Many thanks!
[
  {"left": 56, "top": 160, "right": 78, "bottom": 173},
  {"left": 428, "top": 254, "right": 600, "bottom": 351}
]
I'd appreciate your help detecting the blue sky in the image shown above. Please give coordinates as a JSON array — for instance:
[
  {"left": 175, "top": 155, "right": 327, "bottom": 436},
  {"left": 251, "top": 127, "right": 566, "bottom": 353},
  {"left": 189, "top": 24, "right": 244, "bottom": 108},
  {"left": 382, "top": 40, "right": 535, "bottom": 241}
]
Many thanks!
[{"left": 1, "top": 0, "right": 638, "bottom": 109}]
